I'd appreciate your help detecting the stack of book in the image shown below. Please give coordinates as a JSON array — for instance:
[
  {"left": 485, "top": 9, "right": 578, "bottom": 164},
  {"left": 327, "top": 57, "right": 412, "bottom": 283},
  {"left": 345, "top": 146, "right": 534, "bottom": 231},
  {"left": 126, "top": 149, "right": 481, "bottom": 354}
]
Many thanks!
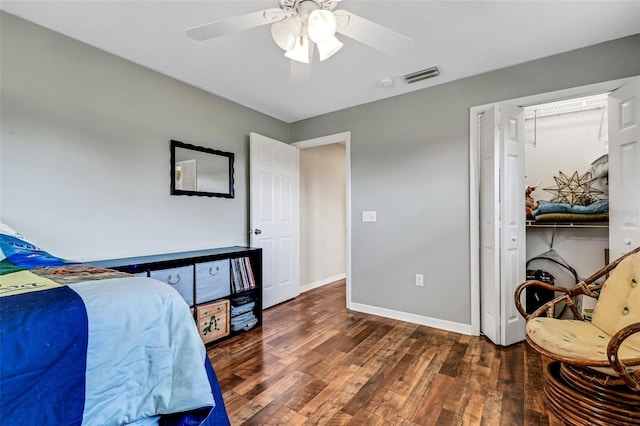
[{"left": 230, "top": 257, "right": 256, "bottom": 293}]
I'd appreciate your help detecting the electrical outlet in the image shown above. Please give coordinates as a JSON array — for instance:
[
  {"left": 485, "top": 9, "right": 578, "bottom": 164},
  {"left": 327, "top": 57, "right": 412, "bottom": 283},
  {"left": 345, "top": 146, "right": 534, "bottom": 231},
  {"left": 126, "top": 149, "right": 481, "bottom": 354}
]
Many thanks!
[{"left": 415, "top": 273, "right": 424, "bottom": 287}]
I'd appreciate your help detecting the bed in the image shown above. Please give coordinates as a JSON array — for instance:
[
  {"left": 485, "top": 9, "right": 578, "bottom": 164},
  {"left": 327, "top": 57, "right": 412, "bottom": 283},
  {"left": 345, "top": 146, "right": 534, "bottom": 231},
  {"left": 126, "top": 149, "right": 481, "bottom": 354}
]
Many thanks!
[{"left": 0, "top": 223, "right": 230, "bottom": 426}]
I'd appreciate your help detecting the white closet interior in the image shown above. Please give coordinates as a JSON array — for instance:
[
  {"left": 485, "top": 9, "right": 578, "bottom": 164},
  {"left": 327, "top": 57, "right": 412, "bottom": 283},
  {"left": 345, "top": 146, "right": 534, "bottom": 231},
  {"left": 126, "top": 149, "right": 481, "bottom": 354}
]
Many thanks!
[
  {"left": 524, "top": 93, "right": 610, "bottom": 282},
  {"left": 474, "top": 77, "right": 640, "bottom": 347}
]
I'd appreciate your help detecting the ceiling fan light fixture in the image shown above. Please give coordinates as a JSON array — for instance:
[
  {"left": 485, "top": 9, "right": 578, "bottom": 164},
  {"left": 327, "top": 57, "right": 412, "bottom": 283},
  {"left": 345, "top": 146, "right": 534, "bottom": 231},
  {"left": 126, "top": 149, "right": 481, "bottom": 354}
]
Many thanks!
[
  {"left": 307, "top": 9, "right": 337, "bottom": 43},
  {"left": 285, "top": 36, "right": 312, "bottom": 63},
  {"left": 317, "top": 36, "right": 343, "bottom": 61},
  {"left": 271, "top": 16, "right": 301, "bottom": 51}
]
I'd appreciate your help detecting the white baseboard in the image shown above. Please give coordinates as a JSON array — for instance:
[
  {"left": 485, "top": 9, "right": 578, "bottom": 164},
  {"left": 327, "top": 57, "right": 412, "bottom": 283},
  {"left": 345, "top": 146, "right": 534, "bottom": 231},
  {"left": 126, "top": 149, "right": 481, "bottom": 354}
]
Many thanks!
[
  {"left": 300, "top": 273, "right": 346, "bottom": 293},
  {"left": 348, "top": 302, "right": 473, "bottom": 335}
]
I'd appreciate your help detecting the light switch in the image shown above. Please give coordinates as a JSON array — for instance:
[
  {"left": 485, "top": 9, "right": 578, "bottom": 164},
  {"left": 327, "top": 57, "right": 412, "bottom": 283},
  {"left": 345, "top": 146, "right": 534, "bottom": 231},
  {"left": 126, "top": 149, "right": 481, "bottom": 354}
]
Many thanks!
[{"left": 362, "top": 211, "right": 377, "bottom": 222}]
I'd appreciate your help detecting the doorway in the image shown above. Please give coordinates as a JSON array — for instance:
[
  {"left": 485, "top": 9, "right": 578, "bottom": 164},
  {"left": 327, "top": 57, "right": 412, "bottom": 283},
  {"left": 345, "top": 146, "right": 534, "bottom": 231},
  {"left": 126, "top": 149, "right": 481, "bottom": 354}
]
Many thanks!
[
  {"left": 469, "top": 76, "right": 638, "bottom": 339},
  {"left": 292, "top": 132, "right": 352, "bottom": 306}
]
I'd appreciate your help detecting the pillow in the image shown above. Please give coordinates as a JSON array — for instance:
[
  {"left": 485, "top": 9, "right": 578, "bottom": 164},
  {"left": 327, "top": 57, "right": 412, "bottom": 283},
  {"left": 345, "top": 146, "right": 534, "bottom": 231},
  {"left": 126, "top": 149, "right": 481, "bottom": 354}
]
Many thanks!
[
  {"left": 1, "top": 222, "right": 30, "bottom": 265},
  {"left": 0, "top": 222, "right": 74, "bottom": 271},
  {"left": 0, "top": 222, "right": 26, "bottom": 240}
]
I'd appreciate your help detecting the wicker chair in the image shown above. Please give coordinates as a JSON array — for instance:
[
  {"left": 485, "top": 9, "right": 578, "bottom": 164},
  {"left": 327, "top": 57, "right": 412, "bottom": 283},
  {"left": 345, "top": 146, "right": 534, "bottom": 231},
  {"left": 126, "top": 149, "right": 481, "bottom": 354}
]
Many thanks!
[{"left": 515, "top": 246, "right": 640, "bottom": 426}]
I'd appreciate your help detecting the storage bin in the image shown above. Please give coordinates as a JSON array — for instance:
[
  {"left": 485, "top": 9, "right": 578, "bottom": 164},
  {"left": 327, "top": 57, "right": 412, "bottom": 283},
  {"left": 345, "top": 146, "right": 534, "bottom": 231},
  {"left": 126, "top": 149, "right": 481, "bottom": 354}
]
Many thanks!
[
  {"left": 195, "top": 259, "right": 231, "bottom": 303},
  {"left": 150, "top": 265, "right": 194, "bottom": 305},
  {"left": 196, "top": 299, "right": 230, "bottom": 344}
]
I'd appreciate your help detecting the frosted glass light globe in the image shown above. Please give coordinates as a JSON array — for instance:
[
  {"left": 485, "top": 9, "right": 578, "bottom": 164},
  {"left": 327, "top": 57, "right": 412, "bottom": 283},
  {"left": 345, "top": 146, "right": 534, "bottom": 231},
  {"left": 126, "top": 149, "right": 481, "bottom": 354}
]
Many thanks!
[
  {"left": 285, "top": 36, "right": 312, "bottom": 64},
  {"left": 317, "top": 36, "right": 343, "bottom": 61},
  {"left": 271, "top": 16, "right": 301, "bottom": 51},
  {"left": 307, "top": 10, "right": 337, "bottom": 43}
]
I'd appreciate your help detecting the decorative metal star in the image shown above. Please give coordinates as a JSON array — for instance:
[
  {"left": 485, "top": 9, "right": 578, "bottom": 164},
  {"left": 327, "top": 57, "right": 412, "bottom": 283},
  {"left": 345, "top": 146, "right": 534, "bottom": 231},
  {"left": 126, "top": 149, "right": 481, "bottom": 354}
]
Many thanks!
[{"left": 543, "top": 170, "right": 604, "bottom": 206}]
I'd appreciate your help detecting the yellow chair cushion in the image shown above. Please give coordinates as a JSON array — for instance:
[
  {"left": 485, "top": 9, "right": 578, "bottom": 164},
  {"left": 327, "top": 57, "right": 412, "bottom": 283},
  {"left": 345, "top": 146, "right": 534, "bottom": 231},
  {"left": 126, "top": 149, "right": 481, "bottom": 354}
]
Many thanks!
[
  {"left": 527, "top": 318, "right": 640, "bottom": 376},
  {"left": 524, "top": 251, "right": 640, "bottom": 376},
  {"left": 591, "top": 252, "right": 640, "bottom": 352},
  {"left": 526, "top": 318, "right": 640, "bottom": 364}
]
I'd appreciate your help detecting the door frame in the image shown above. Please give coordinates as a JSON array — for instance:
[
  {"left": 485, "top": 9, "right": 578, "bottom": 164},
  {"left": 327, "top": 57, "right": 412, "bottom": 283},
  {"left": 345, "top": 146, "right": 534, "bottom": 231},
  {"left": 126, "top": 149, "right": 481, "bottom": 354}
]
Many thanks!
[
  {"left": 292, "top": 131, "right": 352, "bottom": 308},
  {"left": 469, "top": 76, "right": 637, "bottom": 336}
]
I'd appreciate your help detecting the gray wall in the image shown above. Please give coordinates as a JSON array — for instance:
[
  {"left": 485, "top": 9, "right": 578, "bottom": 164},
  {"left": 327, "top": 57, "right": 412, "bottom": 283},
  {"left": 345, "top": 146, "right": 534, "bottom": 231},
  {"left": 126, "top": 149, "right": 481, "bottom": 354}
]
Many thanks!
[
  {"left": 2, "top": 10, "right": 639, "bottom": 326},
  {"left": 0, "top": 12, "right": 289, "bottom": 261},
  {"left": 290, "top": 35, "right": 640, "bottom": 325}
]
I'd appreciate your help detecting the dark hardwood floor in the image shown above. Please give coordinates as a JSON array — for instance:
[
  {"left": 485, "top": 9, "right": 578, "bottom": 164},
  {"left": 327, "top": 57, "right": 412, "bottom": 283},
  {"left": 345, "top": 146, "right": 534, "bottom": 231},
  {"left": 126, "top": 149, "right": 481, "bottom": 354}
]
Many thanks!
[{"left": 207, "top": 280, "right": 561, "bottom": 425}]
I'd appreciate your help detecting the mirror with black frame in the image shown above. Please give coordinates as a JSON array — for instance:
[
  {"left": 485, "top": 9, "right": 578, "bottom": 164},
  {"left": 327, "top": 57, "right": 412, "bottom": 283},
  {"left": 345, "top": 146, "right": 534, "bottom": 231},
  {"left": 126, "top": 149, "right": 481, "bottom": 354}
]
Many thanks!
[{"left": 170, "top": 140, "right": 234, "bottom": 198}]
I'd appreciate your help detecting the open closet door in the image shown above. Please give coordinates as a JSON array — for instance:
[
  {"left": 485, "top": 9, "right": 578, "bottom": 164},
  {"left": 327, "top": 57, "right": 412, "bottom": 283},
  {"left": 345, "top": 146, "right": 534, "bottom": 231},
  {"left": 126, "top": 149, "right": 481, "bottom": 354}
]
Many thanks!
[
  {"left": 479, "top": 107, "right": 500, "bottom": 345},
  {"left": 608, "top": 79, "right": 640, "bottom": 258},
  {"left": 479, "top": 104, "right": 526, "bottom": 346},
  {"left": 249, "top": 132, "right": 300, "bottom": 309}
]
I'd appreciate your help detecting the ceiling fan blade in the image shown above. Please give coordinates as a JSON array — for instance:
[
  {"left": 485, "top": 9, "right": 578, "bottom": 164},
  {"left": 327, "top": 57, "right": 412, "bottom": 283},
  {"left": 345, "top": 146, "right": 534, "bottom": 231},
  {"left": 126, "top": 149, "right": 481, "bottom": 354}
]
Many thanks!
[
  {"left": 186, "top": 8, "right": 286, "bottom": 41},
  {"left": 333, "top": 9, "right": 414, "bottom": 55}
]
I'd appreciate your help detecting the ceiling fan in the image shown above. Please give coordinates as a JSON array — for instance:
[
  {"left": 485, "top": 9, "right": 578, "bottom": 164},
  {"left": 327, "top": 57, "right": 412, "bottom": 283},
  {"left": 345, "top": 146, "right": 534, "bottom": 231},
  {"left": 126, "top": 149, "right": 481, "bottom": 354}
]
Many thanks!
[{"left": 186, "top": 0, "right": 414, "bottom": 66}]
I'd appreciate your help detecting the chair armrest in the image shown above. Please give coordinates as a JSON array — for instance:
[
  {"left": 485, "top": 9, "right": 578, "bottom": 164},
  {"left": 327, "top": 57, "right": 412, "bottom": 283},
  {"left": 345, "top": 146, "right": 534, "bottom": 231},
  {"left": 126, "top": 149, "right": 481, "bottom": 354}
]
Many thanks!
[
  {"left": 607, "top": 322, "right": 640, "bottom": 391},
  {"left": 514, "top": 280, "right": 599, "bottom": 321},
  {"left": 515, "top": 280, "right": 557, "bottom": 319}
]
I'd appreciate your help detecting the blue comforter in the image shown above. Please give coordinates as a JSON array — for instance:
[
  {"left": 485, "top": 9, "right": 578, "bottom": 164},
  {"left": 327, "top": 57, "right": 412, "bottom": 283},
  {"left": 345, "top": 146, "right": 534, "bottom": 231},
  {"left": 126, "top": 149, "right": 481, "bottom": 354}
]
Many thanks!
[{"left": 0, "top": 230, "right": 229, "bottom": 426}]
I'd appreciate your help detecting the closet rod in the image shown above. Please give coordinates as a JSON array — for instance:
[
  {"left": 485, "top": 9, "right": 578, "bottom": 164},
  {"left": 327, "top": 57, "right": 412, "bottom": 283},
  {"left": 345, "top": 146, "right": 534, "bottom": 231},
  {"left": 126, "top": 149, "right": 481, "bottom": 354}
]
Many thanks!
[{"left": 524, "top": 96, "right": 608, "bottom": 120}]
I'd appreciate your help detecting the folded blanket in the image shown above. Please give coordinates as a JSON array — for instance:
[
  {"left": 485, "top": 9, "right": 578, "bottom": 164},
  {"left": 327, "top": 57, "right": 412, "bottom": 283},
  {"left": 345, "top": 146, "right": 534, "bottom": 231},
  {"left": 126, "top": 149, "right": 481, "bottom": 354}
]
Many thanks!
[
  {"left": 230, "top": 317, "right": 259, "bottom": 332},
  {"left": 532, "top": 200, "right": 608, "bottom": 218},
  {"left": 231, "top": 301, "right": 255, "bottom": 316},
  {"left": 230, "top": 311, "right": 256, "bottom": 325},
  {"left": 534, "top": 212, "right": 609, "bottom": 222}
]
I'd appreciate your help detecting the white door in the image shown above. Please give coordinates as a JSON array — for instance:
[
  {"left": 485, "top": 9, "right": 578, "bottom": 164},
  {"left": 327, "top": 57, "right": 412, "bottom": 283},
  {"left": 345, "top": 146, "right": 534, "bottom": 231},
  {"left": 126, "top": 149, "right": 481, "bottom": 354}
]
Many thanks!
[
  {"left": 479, "top": 104, "right": 526, "bottom": 346},
  {"left": 249, "top": 132, "right": 300, "bottom": 309},
  {"left": 499, "top": 104, "right": 526, "bottom": 346},
  {"left": 479, "top": 107, "right": 500, "bottom": 344},
  {"left": 608, "top": 79, "right": 640, "bottom": 258}
]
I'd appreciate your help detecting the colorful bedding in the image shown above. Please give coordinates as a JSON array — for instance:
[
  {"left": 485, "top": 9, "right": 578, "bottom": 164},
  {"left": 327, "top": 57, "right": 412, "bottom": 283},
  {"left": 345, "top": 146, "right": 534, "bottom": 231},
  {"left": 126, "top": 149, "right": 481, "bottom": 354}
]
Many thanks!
[{"left": 0, "top": 224, "right": 230, "bottom": 426}]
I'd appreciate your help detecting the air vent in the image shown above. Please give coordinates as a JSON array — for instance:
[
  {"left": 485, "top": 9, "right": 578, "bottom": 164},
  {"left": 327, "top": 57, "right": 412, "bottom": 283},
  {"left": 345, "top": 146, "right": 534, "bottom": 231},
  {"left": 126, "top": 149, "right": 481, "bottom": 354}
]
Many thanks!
[{"left": 403, "top": 66, "right": 440, "bottom": 84}]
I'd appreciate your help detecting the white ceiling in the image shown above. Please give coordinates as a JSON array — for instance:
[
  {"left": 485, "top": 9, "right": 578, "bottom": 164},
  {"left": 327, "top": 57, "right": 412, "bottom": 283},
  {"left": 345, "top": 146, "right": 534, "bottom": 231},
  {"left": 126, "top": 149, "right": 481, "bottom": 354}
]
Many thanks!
[{"left": 2, "top": 1, "right": 639, "bottom": 123}]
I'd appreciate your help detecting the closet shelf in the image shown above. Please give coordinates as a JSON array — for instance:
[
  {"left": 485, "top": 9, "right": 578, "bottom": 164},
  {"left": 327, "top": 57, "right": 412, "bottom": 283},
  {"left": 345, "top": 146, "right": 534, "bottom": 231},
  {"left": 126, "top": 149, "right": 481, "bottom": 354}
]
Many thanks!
[{"left": 526, "top": 221, "right": 608, "bottom": 229}]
